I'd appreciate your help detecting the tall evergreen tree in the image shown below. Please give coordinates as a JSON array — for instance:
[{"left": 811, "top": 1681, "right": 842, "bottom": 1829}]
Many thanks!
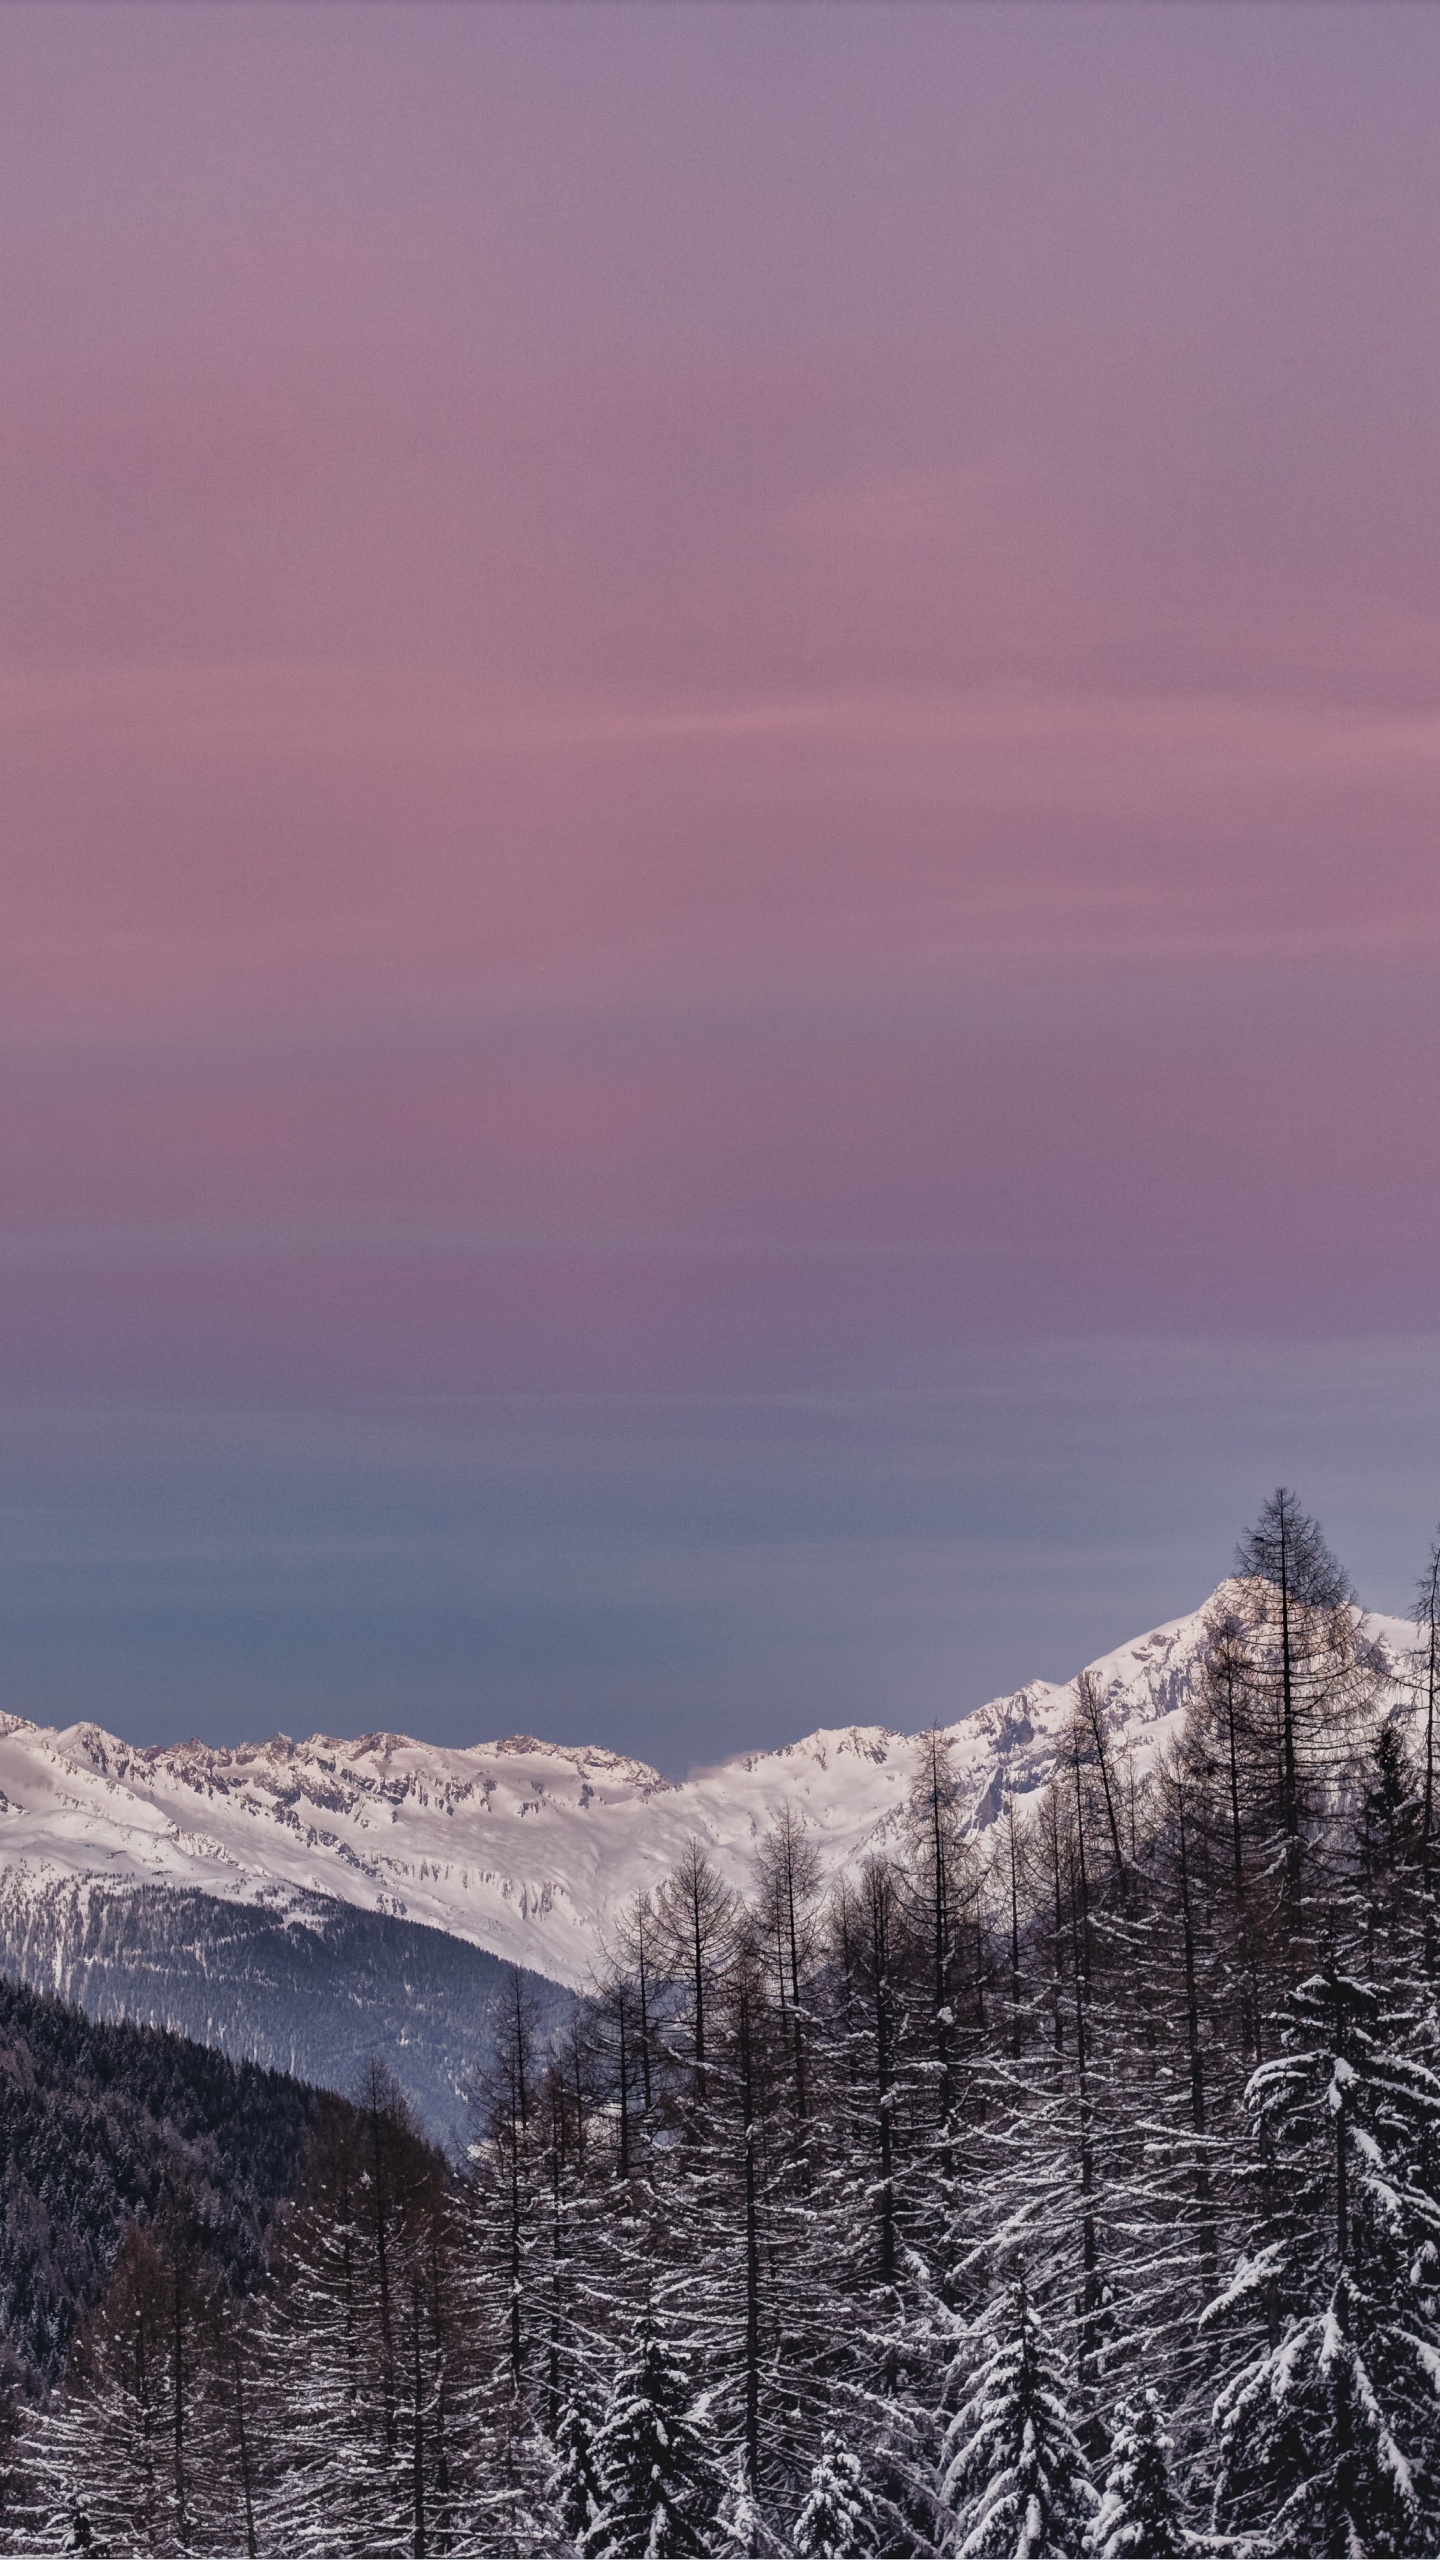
[
  {"left": 1086, "top": 2393, "right": 1182, "bottom": 2558},
  {"left": 940, "top": 2279, "right": 1095, "bottom": 2559},
  {"left": 1234, "top": 1489, "right": 1361, "bottom": 1913},
  {"left": 1207, "top": 1950, "right": 1440, "bottom": 2553},
  {"left": 581, "top": 2311, "right": 719, "bottom": 2559},
  {"left": 555, "top": 2394, "right": 606, "bottom": 2549},
  {"left": 791, "top": 2436, "right": 876, "bottom": 2558}
]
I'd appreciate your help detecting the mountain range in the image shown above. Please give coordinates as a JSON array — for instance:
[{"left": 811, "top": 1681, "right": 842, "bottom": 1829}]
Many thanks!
[{"left": 0, "top": 1584, "right": 1417, "bottom": 2131}]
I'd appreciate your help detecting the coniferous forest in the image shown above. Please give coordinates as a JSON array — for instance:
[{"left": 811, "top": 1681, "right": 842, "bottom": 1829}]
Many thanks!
[{"left": 11, "top": 1490, "right": 1440, "bottom": 2557}]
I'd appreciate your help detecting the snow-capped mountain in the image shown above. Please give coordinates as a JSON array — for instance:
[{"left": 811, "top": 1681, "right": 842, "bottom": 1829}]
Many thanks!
[{"left": 0, "top": 1585, "right": 1418, "bottom": 1992}]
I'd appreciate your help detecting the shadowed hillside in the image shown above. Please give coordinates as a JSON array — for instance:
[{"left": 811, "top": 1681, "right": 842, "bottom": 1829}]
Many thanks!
[{"left": 0, "top": 1881, "right": 572, "bottom": 2141}]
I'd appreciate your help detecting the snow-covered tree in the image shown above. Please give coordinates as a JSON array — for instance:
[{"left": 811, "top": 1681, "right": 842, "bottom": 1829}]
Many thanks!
[
  {"left": 263, "top": 2073, "right": 457, "bottom": 2558},
  {"left": 791, "top": 2435, "right": 877, "bottom": 2557},
  {"left": 555, "top": 2394, "right": 605, "bottom": 2549},
  {"left": 1214, "top": 2265, "right": 1436, "bottom": 2556},
  {"left": 582, "top": 2311, "right": 719, "bottom": 2559},
  {"left": 941, "top": 2279, "right": 1095, "bottom": 2559},
  {"left": 1207, "top": 1950, "right": 1440, "bottom": 2552},
  {"left": 264, "top": 2175, "right": 405, "bottom": 2555},
  {"left": 1086, "top": 2392, "right": 1182, "bottom": 2558}
]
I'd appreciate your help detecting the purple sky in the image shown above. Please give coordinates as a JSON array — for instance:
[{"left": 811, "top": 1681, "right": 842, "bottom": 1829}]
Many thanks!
[{"left": 3, "top": 4, "right": 1439, "bottom": 1768}]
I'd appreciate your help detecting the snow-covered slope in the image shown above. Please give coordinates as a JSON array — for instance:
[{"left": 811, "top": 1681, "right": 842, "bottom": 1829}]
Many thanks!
[{"left": 0, "top": 1587, "right": 1417, "bottom": 1990}]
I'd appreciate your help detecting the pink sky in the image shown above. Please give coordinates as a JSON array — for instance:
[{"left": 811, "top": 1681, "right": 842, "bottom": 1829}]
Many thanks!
[{"left": 1, "top": 4, "right": 1438, "bottom": 1753}]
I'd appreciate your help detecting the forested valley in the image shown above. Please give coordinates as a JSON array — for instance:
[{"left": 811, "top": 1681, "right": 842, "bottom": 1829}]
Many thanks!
[{"left": 12, "top": 1489, "right": 1440, "bottom": 2557}]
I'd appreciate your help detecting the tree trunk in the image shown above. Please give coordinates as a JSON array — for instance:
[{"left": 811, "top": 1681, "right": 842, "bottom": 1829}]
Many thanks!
[{"left": 739, "top": 1988, "right": 761, "bottom": 2501}]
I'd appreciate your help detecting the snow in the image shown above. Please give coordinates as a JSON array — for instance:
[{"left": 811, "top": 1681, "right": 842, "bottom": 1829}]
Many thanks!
[{"left": 0, "top": 1586, "right": 1418, "bottom": 1990}]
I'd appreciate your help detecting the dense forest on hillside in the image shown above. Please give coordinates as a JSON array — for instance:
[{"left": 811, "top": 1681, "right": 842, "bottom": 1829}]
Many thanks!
[
  {"left": 0, "top": 1979, "right": 321, "bottom": 2395},
  {"left": 12, "top": 1489, "right": 1440, "bottom": 2556}
]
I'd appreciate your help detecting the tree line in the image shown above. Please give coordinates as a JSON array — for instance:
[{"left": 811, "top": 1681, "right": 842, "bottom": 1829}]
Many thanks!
[{"left": 13, "top": 1488, "right": 1440, "bottom": 2557}]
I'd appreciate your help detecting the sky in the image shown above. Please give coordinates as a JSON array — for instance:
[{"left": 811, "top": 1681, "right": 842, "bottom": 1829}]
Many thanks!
[{"left": 3, "top": 2, "right": 1440, "bottom": 1771}]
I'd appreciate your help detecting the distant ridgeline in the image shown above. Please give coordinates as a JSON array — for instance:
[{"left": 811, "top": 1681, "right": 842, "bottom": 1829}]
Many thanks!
[{"left": 0, "top": 1878, "right": 573, "bottom": 2141}]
